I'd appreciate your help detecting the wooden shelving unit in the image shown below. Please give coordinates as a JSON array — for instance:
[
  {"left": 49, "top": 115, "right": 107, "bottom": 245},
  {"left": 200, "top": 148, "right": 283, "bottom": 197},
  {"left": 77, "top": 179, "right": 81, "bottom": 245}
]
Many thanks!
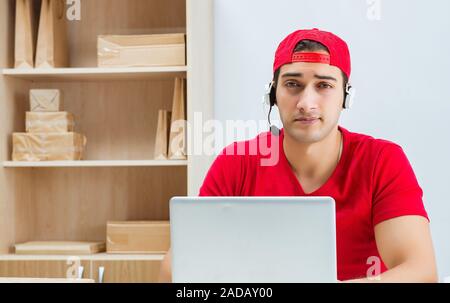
[{"left": 0, "top": 0, "right": 214, "bottom": 283}]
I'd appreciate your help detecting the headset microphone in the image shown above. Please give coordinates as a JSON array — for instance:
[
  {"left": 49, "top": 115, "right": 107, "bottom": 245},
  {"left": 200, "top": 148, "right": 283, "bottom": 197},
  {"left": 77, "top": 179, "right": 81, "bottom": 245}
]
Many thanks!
[{"left": 262, "top": 82, "right": 281, "bottom": 136}]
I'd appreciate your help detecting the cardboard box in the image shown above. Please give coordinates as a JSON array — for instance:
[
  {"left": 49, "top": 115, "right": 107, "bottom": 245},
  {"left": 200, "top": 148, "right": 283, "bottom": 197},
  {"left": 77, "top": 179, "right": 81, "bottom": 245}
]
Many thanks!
[
  {"left": 30, "top": 89, "right": 62, "bottom": 112},
  {"left": 98, "top": 34, "right": 186, "bottom": 67},
  {"left": 107, "top": 221, "right": 170, "bottom": 254},
  {"left": 12, "top": 132, "right": 87, "bottom": 161},
  {"left": 14, "top": 241, "right": 105, "bottom": 255},
  {"left": 26, "top": 111, "right": 75, "bottom": 133}
]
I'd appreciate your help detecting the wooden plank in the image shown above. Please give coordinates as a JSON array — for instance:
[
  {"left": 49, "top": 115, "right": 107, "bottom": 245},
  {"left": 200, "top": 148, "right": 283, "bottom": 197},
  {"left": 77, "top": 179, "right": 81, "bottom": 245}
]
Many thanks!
[
  {"left": 0, "top": 260, "right": 91, "bottom": 279},
  {"left": 91, "top": 260, "right": 162, "bottom": 283},
  {"left": 0, "top": 278, "right": 94, "bottom": 283},
  {"left": 0, "top": 253, "right": 165, "bottom": 261},
  {"left": 3, "top": 67, "right": 187, "bottom": 82},
  {"left": 3, "top": 160, "right": 188, "bottom": 168}
]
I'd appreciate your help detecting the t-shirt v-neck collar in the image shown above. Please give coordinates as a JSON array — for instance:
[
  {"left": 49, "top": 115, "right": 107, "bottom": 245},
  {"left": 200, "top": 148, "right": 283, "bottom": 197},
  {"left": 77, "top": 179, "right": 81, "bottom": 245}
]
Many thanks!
[{"left": 278, "top": 126, "right": 347, "bottom": 196}]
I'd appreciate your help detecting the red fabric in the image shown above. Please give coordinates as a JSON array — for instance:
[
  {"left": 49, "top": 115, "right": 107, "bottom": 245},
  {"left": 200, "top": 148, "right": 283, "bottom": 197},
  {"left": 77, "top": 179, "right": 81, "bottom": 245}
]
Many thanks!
[
  {"left": 199, "top": 126, "right": 429, "bottom": 281},
  {"left": 292, "top": 52, "right": 331, "bottom": 64},
  {"left": 273, "top": 28, "right": 352, "bottom": 78}
]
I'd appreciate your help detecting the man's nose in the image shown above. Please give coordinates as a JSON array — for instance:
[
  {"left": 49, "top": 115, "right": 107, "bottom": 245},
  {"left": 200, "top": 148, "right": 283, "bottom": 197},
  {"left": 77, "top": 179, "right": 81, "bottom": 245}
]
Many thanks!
[{"left": 296, "top": 86, "right": 319, "bottom": 111}]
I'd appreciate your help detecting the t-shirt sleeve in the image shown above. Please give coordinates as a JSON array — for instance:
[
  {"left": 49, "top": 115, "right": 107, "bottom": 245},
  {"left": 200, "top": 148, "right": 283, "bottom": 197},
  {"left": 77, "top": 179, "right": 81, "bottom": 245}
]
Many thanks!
[
  {"left": 198, "top": 143, "right": 244, "bottom": 196},
  {"left": 372, "top": 143, "right": 429, "bottom": 226}
]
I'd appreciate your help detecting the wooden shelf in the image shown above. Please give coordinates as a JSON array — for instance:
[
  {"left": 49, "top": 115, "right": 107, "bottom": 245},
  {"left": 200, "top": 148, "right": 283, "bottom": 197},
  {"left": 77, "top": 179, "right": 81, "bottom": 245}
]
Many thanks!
[
  {"left": 2, "top": 66, "right": 187, "bottom": 82},
  {"left": 0, "top": 253, "right": 165, "bottom": 261},
  {"left": 2, "top": 160, "right": 188, "bottom": 168}
]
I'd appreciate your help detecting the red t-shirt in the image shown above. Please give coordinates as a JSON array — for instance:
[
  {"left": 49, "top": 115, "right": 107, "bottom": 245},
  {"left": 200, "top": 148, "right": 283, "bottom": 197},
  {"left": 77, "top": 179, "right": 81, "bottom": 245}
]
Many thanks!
[{"left": 199, "top": 125, "right": 429, "bottom": 281}]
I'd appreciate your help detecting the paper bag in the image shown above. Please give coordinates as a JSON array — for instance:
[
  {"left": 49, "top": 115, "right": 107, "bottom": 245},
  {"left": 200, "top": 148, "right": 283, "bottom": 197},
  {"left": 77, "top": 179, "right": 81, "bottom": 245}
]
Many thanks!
[
  {"left": 30, "top": 89, "right": 62, "bottom": 112},
  {"left": 168, "top": 78, "right": 187, "bottom": 160},
  {"left": 35, "top": 0, "right": 69, "bottom": 68},
  {"left": 14, "top": 0, "right": 37, "bottom": 68},
  {"left": 154, "top": 110, "right": 171, "bottom": 160}
]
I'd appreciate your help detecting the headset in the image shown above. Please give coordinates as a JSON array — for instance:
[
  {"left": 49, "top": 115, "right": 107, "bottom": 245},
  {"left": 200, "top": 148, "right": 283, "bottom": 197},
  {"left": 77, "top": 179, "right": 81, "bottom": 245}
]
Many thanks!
[{"left": 262, "top": 80, "right": 356, "bottom": 135}]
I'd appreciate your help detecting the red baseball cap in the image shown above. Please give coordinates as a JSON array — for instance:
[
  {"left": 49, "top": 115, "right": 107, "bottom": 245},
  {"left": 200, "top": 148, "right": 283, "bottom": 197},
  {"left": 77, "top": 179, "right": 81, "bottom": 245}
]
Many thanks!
[{"left": 273, "top": 28, "right": 351, "bottom": 79}]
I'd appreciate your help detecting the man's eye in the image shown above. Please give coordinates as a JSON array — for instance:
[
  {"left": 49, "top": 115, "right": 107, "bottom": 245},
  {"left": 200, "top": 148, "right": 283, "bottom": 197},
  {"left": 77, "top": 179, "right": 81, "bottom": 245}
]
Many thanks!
[
  {"left": 285, "top": 82, "right": 300, "bottom": 88},
  {"left": 318, "top": 82, "right": 333, "bottom": 89}
]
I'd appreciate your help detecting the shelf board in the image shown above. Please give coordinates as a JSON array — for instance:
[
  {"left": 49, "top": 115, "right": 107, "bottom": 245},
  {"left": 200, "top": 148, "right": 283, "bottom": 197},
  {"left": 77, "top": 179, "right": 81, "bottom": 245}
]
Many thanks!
[
  {"left": 2, "top": 66, "right": 187, "bottom": 82},
  {"left": 0, "top": 253, "right": 165, "bottom": 261},
  {"left": 2, "top": 160, "right": 188, "bottom": 168}
]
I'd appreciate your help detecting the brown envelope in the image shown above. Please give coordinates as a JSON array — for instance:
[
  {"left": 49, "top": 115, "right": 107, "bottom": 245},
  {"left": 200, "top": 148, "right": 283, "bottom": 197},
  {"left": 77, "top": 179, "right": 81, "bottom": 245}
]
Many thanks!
[{"left": 30, "top": 89, "right": 62, "bottom": 112}]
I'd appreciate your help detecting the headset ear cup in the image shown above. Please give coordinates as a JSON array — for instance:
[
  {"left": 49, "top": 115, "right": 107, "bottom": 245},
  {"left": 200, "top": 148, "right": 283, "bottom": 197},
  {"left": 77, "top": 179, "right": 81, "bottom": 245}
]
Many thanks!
[
  {"left": 269, "top": 85, "right": 277, "bottom": 106},
  {"left": 343, "top": 93, "right": 349, "bottom": 109},
  {"left": 344, "top": 84, "right": 355, "bottom": 109}
]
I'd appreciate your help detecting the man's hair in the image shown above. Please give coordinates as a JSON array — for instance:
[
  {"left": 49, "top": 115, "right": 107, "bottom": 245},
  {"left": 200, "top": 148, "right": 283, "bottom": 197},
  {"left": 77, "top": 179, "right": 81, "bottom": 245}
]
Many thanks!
[{"left": 273, "top": 39, "right": 348, "bottom": 91}]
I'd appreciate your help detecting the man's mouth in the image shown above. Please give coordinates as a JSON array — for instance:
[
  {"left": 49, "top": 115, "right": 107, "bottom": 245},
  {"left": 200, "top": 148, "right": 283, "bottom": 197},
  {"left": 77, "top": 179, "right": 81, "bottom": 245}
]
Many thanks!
[
  {"left": 294, "top": 117, "right": 321, "bottom": 125},
  {"left": 294, "top": 117, "right": 320, "bottom": 122}
]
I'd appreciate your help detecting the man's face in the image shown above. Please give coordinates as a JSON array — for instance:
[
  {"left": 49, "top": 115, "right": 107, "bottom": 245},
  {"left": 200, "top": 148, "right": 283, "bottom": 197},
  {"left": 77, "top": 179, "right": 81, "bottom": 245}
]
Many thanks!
[{"left": 275, "top": 54, "right": 345, "bottom": 144}]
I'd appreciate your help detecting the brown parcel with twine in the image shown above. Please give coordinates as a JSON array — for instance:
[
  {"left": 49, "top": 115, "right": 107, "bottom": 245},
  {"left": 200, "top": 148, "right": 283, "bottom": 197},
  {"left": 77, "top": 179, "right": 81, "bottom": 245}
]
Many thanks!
[
  {"left": 107, "top": 221, "right": 170, "bottom": 254},
  {"left": 168, "top": 78, "right": 187, "bottom": 160},
  {"left": 15, "top": 241, "right": 106, "bottom": 255},
  {"left": 30, "top": 89, "right": 63, "bottom": 112},
  {"left": 14, "top": 0, "right": 38, "bottom": 68},
  {"left": 154, "top": 110, "right": 172, "bottom": 160},
  {"left": 35, "top": 0, "right": 69, "bottom": 68},
  {"left": 12, "top": 132, "right": 86, "bottom": 161},
  {"left": 26, "top": 112, "right": 75, "bottom": 133},
  {"left": 98, "top": 34, "right": 186, "bottom": 68}
]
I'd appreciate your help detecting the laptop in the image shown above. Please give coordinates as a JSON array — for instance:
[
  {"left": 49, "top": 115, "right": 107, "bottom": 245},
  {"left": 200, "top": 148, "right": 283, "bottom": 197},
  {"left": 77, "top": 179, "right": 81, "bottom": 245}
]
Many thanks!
[{"left": 169, "top": 196, "right": 337, "bottom": 283}]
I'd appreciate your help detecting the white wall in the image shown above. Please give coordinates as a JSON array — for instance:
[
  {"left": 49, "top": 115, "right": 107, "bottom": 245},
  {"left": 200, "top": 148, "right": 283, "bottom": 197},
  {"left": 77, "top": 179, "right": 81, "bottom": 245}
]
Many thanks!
[{"left": 214, "top": 0, "right": 450, "bottom": 280}]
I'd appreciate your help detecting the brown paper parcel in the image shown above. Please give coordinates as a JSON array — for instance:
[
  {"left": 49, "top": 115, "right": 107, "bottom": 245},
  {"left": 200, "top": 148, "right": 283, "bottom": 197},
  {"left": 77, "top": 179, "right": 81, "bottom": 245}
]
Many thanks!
[
  {"left": 98, "top": 33, "right": 186, "bottom": 67},
  {"left": 30, "top": 89, "right": 62, "bottom": 112},
  {"left": 13, "top": 132, "right": 86, "bottom": 161},
  {"left": 26, "top": 112, "right": 74, "bottom": 133},
  {"left": 15, "top": 241, "right": 106, "bottom": 255},
  {"left": 107, "top": 221, "right": 170, "bottom": 254}
]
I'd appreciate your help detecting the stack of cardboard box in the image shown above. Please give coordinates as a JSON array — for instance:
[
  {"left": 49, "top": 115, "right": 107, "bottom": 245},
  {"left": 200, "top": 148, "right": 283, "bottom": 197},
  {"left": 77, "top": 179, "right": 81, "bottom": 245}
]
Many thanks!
[{"left": 12, "top": 89, "right": 87, "bottom": 161}]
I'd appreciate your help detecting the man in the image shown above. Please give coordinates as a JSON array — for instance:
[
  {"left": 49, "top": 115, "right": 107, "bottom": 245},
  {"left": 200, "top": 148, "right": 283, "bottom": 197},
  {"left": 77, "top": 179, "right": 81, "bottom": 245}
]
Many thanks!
[{"left": 159, "top": 28, "right": 437, "bottom": 282}]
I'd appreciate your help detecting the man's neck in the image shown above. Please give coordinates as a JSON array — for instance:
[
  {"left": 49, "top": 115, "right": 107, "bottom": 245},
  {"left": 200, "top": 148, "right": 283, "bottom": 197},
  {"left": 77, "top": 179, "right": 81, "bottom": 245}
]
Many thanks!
[{"left": 283, "top": 127, "right": 343, "bottom": 180}]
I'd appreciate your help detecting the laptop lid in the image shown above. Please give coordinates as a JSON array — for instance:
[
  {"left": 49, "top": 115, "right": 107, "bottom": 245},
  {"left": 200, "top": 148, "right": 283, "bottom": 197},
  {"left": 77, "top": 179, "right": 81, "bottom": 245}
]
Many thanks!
[{"left": 170, "top": 196, "right": 337, "bottom": 283}]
